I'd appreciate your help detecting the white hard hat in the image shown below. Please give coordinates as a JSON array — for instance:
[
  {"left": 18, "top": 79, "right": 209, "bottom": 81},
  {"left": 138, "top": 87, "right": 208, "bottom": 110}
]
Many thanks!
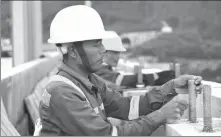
[
  {"left": 48, "top": 5, "right": 112, "bottom": 44},
  {"left": 102, "top": 31, "right": 126, "bottom": 52}
]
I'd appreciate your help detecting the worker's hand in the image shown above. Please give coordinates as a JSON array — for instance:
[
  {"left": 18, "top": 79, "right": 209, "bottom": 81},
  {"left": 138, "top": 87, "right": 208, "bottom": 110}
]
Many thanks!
[
  {"left": 173, "top": 74, "right": 203, "bottom": 94},
  {"left": 158, "top": 97, "right": 188, "bottom": 124}
]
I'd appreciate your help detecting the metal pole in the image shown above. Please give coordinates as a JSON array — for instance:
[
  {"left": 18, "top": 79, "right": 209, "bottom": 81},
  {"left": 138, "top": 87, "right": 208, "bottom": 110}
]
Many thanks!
[
  {"left": 203, "top": 85, "right": 213, "bottom": 132},
  {"left": 30, "top": 1, "right": 42, "bottom": 59},
  {"left": 84, "top": 1, "right": 92, "bottom": 7},
  {"left": 175, "top": 63, "right": 181, "bottom": 77},
  {"left": 11, "top": 1, "right": 42, "bottom": 66},
  {"left": 169, "top": 62, "right": 174, "bottom": 71},
  {"left": 11, "top": 1, "right": 28, "bottom": 66},
  {"left": 188, "top": 80, "right": 197, "bottom": 123},
  {"left": 134, "top": 64, "right": 144, "bottom": 88},
  {"left": 169, "top": 63, "right": 180, "bottom": 78},
  {"left": 0, "top": 1, "right": 1, "bottom": 58}
]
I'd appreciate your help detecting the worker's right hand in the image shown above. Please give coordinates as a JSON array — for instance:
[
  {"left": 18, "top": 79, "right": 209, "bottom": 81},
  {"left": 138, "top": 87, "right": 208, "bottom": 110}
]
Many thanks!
[
  {"left": 173, "top": 74, "right": 203, "bottom": 94},
  {"left": 158, "top": 97, "right": 188, "bottom": 124},
  {"left": 160, "top": 74, "right": 202, "bottom": 95}
]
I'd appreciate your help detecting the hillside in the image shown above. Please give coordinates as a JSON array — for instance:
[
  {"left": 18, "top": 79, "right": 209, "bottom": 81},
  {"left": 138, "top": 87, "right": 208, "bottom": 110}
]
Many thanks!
[
  {"left": 1, "top": 1, "right": 221, "bottom": 42},
  {"left": 130, "top": 29, "right": 221, "bottom": 59}
]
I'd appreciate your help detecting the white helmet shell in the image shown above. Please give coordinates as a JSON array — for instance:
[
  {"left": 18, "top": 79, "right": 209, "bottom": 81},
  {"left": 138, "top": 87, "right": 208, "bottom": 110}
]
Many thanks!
[
  {"left": 48, "top": 5, "right": 112, "bottom": 44},
  {"left": 102, "top": 31, "right": 126, "bottom": 52}
]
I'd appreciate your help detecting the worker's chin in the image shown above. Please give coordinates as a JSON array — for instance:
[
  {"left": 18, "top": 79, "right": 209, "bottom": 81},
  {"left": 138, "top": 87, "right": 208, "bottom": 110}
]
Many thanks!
[{"left": 91, "top": 64, "right": 103, "bottom": 72}]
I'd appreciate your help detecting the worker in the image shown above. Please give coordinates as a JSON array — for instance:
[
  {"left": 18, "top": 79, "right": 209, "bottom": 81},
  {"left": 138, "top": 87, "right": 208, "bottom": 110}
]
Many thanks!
[
  {"left": 96, "top": 31, "right": 175, "bottom": 89},
  {"left": 35, "top": 5, "right": 202, "bottom": 136}
]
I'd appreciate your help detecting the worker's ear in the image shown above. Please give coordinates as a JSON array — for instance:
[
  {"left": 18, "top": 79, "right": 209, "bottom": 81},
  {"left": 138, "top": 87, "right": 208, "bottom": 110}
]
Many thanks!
[{"left": 67, "top": 44, "right": 77, "bottom": 59}]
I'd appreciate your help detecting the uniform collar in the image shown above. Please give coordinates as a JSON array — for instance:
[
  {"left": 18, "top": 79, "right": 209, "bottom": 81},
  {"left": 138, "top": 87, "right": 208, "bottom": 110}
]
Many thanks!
[{"left": 58, "top": 62, "right": 94, "bottom": 91}]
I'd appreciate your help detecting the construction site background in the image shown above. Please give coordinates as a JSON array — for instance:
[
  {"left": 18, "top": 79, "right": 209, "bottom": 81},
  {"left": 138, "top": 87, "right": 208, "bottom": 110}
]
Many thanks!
[
  {"left": 1, "top": 1, "right": 221, "bottom": 82},
  {"left": 1, "top": 1, "right": 221, "bottom": 136}
]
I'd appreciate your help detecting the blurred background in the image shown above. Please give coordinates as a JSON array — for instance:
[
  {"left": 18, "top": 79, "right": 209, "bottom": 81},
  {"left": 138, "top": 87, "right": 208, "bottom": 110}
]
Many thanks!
[{"left": 1, "top": 1, "right": 221, "bottom": 82}]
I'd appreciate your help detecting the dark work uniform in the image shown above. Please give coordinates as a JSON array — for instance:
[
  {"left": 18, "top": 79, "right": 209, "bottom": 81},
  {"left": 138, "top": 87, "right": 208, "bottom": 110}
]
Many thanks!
[
  {"left": 95, "top": 65, "right": 175, "bottom": 88},
  {"left": 38, "top": 62, "right": 177, "bottom": 136}
]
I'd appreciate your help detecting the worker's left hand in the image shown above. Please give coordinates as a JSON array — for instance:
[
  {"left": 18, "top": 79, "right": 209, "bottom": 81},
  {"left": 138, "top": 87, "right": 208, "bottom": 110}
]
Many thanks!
[{"left": 173, "top": 74, "right": 203, "bottom": 94}]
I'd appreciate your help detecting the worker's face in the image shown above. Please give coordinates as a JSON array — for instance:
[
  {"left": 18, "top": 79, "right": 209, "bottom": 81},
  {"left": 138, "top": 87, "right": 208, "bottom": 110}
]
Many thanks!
[
  {"left": 104, "top": 50, "right": 120, "bottom": 67},
  {"left": 82, "top": 39, "right": 105, "bottom": 72}
]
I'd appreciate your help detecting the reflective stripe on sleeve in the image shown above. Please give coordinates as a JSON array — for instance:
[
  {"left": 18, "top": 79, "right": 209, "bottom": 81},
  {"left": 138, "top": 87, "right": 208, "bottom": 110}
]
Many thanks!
[
  {"left": 115, "top": 75, "right": 124, "bottom": 86},
  {"left": 33, "top": 118, "right": 42, "bottom": 136},
  {"left": 128, "top": 96, "right": 140, "bottom": 120},
  {"left": 100, "top": 103, "right": 104, "bottom": 110},
  {"left": 153, "top": 73, "right": 159, "bottom": 80},
  {"left": 111, "top": 126, "right": 118, "bottom": 136}
]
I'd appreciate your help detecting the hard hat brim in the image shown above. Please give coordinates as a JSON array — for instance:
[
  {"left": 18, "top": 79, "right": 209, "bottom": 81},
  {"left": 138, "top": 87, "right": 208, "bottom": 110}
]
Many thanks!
[
  {"left": 48, "top": 31, "right": 116, "bottom": 44},
  {"left": 102, "top": 31, "right": 127, "bottom": 52},
  {"left": 104, "top": 46, "right": 126, "bottom": 52}
]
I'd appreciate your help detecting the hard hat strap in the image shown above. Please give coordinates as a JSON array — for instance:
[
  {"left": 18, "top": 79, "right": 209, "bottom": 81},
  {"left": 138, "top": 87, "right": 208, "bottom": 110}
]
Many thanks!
[{"left": 75, "top": 42, "right": 93, "bottom": 73}]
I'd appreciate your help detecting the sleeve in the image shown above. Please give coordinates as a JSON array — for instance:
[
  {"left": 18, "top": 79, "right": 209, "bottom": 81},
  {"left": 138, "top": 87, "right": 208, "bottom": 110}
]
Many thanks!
[
  {"left": 95, "top": 67, "right": 120, "bottom": 83},
  {"left": 95, "top": 66, "right": 139, "bottom": 88},
  {"left": 101, "top": 80, "right": 177, "bottom": 120},
  {"left": 117, "top": 70, "right": 175, "bottom": 87},
  {"left": 49, "top": 84, "right": 167, "bottom": 136},
  {"left": 95, "top": 69, "right": 127, "bottom": 92},
  {"left": 114, "top": 74, "right": 155, "bottom": 87},
  {"left": 115, "top": 74, "right": 137, "bottom": 87},
  {"left": 153, "top": 70, "right": 175, "bottom": 85},
  {"left": 117, "top": 110, "right": 166, "bottom": 136},
  {"left": 95, "top": 66, "right": 154, "bottom": 88}
]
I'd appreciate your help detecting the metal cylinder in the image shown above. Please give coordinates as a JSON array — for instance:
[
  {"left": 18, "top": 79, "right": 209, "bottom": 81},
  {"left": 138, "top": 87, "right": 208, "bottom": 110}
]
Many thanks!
[
  {"left": 84, "top": 1, "right": 92, "bottom": 7},
  {"left": 202, "top": 85, "right": 213, "bottom": 132},
  {"left": 169, "top": 63, "right": 174, "bottom": 71},
  {"left": 134, "top": 65, "right": 144, "bottom": 88},
  {"left": 133, "top": 65, "right": 139, "bottom": 74},
  {"left": 188, "top": 80, "right": 197, "bottom": 123},
  {"left": 175, "top": 63, "right": 180, "bottom": 78},
  {"left": 169, "top": 63, "right": 180, "bottom": 78},
  {"left": 137, "top": 66, "right": 143, "bottom": 84}
]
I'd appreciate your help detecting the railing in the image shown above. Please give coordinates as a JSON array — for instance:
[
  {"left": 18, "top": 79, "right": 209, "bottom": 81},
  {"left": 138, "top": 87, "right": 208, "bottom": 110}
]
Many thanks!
[{"left": 1, "top": 53, "right": 60, "bottom": 135}]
